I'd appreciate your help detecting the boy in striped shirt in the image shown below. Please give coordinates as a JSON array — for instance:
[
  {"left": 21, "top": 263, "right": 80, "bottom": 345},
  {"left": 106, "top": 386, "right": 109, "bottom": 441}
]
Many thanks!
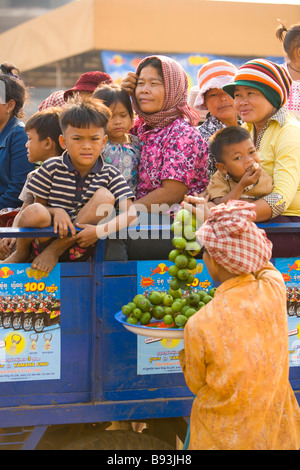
[{"left": 3, "top": 98, "right": 137, "bottom": 272}]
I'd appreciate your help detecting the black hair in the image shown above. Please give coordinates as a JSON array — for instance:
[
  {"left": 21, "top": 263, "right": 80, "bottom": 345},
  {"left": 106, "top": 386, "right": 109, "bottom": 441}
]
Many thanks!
[
  {"left": 136, "top": 57, "right": 164, "bottom": 81},
  {"left": 209, "top": 126, "right": 252, "bottom": 163},
  {"left": 93, "top": 84, "right": 133, "bottom": 119},
  {"left": 59, "top": 96, "right": 112, "bottom": 133},
  {"left": 0, "top": 62, "right": 28, "bottom": 118},
  {"left": 276, "top": 20, "right": 300, "bottom": 58},
  {"left": 25, "top": 107, "right": 64, "bottom": 155}
]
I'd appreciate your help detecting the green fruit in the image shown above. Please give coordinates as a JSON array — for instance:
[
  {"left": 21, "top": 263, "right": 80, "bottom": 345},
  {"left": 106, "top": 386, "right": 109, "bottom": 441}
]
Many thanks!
[
  {"left": 197, "top": 290, "right": 208, "bottom": 300},
  {"left": 168, "top": 249, "right": 181, "bottom": 262},
  {"left": 163, "top": 314, "right": 174, "bottom": 325},
  {"left": 184, "top": 307, "right": 197, "bottom": 318},
  {"left": 181, "top": 305, "right": 191, "bottom": 316},
  {"left": 122, "top": 304, "right": 133, "bottom": 316},
  {"left": 169, "top": 278, "right": 179, "bottom": 290},
  {"left": 171, "top": 221, "right": 184, "bottom": 236},
  {"left": 198, "top": 301, "right": 205, "bottom": 309},
  {"left": 132, "top": 308, "right": 143, "bottom": 319},
  {"left": 168, "top": 265, "right": 179, "bottom": 277},
  {"left": 164, "top": 306, "right": 173, "bottom": 315},
  {"left": 171, "top": 301, "right": 183, "bottom": 313},
  {"left": 137, "top": 298, "right": 151, "bottom": 312},
  {"left": 186, "top": 241, "right": 201, "bottom": 256},
  {"left": 127, "top": 316, "right": 138, "bottom": 325},
  {"left": 177, "top": 269, "right": 189, "bottom": 281},
  {"left": 133, "top": 294, "right": 145, "bottom": 305},
  {"left": 187, "top": 293, "right": 200, "bottom": 307},
  {"left": 174, "top": 314, "right": 188, "bottom": 327},
  {"left": 140, "top": 312, "right": 152, "bottom": 325},
  {"left": 172, "top": 236, "right": 187, "bottom": 250},
  {"left": 168, "top": 288, "right": 182, "bottom": 299},
  {"left": 175, "top": 209, "right": 192, "bottom": 225},
  {"left": 186, "top": 273, "right": 195, "bottom": 284},
  {"left": 149, "top": 291, "right": 162, "bottom": 305},
  {"left": 208, "top": 288, "right": 217, "bottom": 297},
  {"left": 162, "top": 294, "right": 173, "bottom": 306},
  {"left": 183, "top": 224, "right": 196, "bottom": 241},
  {"left": 175, "top": 254, "right": 189, "bottom": 268},
  {"left": 127, "top": 302, "right": 137, "bottom": 310},
  {"left": 202, "top": 295, "right": 213, "bottom": 304},
  {"left": 152, "top": 305, "right": 165, "bottom": 320},
  {"left": 187, "top": 257, "right": 197, "bottom": 270}
]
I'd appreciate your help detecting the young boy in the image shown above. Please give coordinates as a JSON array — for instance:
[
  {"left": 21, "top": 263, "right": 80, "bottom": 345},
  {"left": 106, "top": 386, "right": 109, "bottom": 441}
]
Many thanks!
[
  {"left": 180, "top": 200, "right": 300, "bottom": 450},
  {"left": 3, "top": 98, "right": 137, "bottom": 272},
  {"left": 206, "top": 126, "right": 273, "bottom": 204},
  {"left": 0, "top": 107, "right": 64, "bottom": 259}
]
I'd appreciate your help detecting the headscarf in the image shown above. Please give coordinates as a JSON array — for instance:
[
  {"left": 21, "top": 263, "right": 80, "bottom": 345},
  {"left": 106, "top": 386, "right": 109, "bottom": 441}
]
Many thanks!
[
  {"left": 223, "top": 58, "right": 292, "bottom": 108},
  {"left": 38, "top": 90, "right": 65, "bottom": 111},
  {"left": 197, "top": 200, "right": 272, "bottom": 275},
  {"left": 132, "top": 55, "right": 200, "bottom": 128}
]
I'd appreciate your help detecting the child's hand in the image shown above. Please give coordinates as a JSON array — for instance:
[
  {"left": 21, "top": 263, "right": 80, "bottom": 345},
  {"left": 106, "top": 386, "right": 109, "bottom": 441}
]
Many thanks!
[
  {"left": 0, "top": 238, "right": 16, "bottom": 257},
  {"left": 121, "top": 72, "right": 139, "bottom": 96},
  {"left": 75, "top": 223, "right": 98, "bottom": 247},
  {"left": 52, "top": 208, "right": 76, "bottom": 239},
  {"left": 240, "top": 164, "right": 261, "bottom": 189}
]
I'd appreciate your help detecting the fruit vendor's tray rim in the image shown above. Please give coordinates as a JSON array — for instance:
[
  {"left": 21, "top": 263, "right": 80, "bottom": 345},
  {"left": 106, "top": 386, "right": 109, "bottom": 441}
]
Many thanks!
[{"left": 115, "top": 311, "right": 184, "bottom": 339}]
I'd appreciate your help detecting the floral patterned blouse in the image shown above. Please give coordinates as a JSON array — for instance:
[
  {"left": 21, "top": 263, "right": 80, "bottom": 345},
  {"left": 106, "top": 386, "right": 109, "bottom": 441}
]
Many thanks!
[
  {"left": 102, "top": 134, "right": 140, "bottom": 194},
  {"left": 133, "top": 117, "right": 208, "bottom": 199}
]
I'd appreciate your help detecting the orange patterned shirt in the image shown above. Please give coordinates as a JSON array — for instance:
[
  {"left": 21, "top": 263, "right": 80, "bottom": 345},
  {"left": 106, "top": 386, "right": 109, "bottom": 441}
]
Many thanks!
[{"left": 182, "top": 263, "right": 300, "bottom": 450}]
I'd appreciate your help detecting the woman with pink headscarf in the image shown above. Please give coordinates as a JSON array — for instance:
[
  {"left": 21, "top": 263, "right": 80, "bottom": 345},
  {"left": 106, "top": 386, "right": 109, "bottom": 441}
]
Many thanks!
[
  {"left": 180, "top": 200, "right": 300, "bottom": 450},
  {"left": 122, "top": 56, "right": 209, "bottom": 211}
]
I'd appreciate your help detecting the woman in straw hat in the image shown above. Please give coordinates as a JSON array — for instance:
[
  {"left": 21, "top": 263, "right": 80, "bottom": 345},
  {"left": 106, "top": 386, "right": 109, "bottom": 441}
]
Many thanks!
[{"left": 180, "top": 200, "right": 300, "bottom": 450}]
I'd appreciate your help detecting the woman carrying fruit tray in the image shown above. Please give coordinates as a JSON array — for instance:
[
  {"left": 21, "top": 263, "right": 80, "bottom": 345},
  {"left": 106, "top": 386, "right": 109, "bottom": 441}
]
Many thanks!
[{"left": 180, "top": 200, "right": 300, "bottom": 450}]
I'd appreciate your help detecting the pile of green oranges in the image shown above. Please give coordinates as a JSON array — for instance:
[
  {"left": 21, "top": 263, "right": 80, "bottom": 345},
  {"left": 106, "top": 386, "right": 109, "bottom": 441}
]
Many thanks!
[{"left": 121, "top": 209, "right": 216, "bottom": 329}]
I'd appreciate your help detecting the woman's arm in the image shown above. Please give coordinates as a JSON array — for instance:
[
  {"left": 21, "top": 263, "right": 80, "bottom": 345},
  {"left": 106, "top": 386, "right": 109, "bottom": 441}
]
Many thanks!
[{"left": 135, "top": 179, "right": 188, "bottom": 212}]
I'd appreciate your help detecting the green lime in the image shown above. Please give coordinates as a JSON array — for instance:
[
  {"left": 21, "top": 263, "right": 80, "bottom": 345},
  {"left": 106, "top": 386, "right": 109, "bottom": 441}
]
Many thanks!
[
  {"left": 181, "top": 305, "right": 191, "bottom": 316},
  {"left": 137, "top": 298, "right": 151, "bottom": 312},
  {"left": 186, "top": 241, "right": 201, "bottom": 256},
  {"left": 133, "top": 294, "right": 145, "bottom": 305},
  {"left": 184, "top": 307, "right": 197, "bottom": 318},
  {"left": 202, "top": 295, "right": 213, "bottom": 304},
  {"left": 132, "top": 308, "right": 143, "bottom": 319},
  {"left": 168, "top": 249, "right": 181, "bottom": 262},
  {"left": 168, "top": 288, "right": 182, "bottom": 299},
  {"left": 187, "top": 257, "right": 197, "bottom": 270},
  {"left": 140, "top": 312, "right": 152, "bottom": 325},
  {"left": 198, "top": 301, "right": 205, "bottom": 309},
  {"left": 163, "top": 314, "right": 174, "bottom": 325},
  {"left": 175, "top": 254, "right": 189, "bottom": 268},
  {"left": 171, "top": 301, "right": 183, "bottom": 313},
  {"left": 164, "top": 306, "right": 173, "bottom": 315},
  {"left": 122, "top": 304, "right": 133, "bottom": 316},
  {"left": 174, "top": 314, "right": 188, "bottom": 327},
  {"left": 152, "top": 305, "right": 165, "bottom": 320},
  {"left": 127, "top": 316, "right": 138, "bottom": 325},
  {"left": 175, "top": 209, "right": 192, "bottom": 225},
  {"left": 171, "top": 221, "right": 184, "bottom": 236},
  {"left": 197, "top": 290, "right": 208, "bottom": 300},
  {"left": 168, "top": 265, "right": 179, "bottom": 277},
  {"left": 183, "top": 225, "right": 196, "bottom": 241},
  {"left": 172, "top": 236, "right": 187, "bottom": 250},
  {"left": 208, "top": 288, "right": 217, "bottom": 297},
  {"left": 186, "top": 273, "right": 195, "bottom": 284},
  {"left": 177, "top": 268, "right": 189, "bottom": 281},
  {"left": 187, "top": 293, "right": 200, "bottom": 307},
  {"left": 169, "top": 278, "right": 180, "bottom": 290},
  {"left": 162, "top": 294, "right": 173, "bottom": 306},
  {"left": 149, "top": 291, "right": 162, "bottom": 305}
]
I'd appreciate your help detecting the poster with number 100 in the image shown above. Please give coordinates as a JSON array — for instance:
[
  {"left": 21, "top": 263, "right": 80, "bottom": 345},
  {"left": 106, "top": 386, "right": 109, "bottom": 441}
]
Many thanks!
[{"left": 0, "top": 263, "right": 61, "bottom": 382}]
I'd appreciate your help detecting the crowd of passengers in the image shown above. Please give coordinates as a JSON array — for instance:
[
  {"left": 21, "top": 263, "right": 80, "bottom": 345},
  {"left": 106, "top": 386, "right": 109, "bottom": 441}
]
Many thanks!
[{"left": 0, "top": 22, "right": 300, "bottom": 270}]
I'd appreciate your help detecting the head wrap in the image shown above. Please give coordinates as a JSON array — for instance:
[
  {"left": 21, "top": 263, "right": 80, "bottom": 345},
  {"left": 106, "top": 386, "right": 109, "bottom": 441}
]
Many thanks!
[
  {"left": 38, "top": 90, "right": 66, "bottom": 111},
  {"left": 197, "top": 200, "right": 272, "bottom": 275},
  {"left": 191, "top": 60, "right": 237, "bottom": 111},
  {"left": 223, "top": 58, "right": 292, "bottom": 108},
  {"left": 132, "top": 55, "right": 200, "bottom": 128}
]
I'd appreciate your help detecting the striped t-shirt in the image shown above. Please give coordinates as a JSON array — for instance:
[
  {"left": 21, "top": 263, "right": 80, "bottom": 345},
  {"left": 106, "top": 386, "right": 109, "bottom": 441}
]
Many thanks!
[{"left": 26, "top": 152, "right": 134, "bottom": 220}]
